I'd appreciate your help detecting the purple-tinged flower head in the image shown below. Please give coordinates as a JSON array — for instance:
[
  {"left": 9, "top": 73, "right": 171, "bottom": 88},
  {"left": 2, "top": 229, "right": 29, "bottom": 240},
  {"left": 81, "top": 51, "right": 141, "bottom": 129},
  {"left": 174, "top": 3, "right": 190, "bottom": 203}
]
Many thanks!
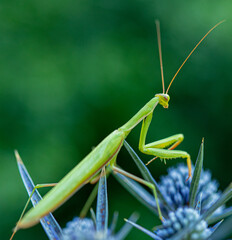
[
  {"left": 62, "top": 217, "right": 115, "bottom": 240},
  {"left": 61, "top": 212, "right": 138, "bottom": 240},
  {"left": 125, "top": 206, "right": 224, "bottom": 240},
  {"left": 155, "top": 207, "right": 211, "bottom": 240},
  {"left": 159, "top": 164, "right": 223, "bottom": 216},
  {"left": 62, "top": 217, "right": 95, "bottom": 240}
]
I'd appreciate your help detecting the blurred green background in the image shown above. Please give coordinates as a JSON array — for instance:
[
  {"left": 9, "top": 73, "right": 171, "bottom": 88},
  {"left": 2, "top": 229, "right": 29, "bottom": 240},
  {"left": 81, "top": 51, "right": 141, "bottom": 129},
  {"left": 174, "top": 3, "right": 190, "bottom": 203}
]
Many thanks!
[{"left": 0, "top": 0, "right": 231, "bottom": 239}]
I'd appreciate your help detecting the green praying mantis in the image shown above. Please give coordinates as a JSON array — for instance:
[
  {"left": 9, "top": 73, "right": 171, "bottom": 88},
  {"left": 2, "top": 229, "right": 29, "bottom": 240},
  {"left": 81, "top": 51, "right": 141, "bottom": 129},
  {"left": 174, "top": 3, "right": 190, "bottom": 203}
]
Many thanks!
[{"left": 11, "top": 20, "right": 224, "bottom": 238}]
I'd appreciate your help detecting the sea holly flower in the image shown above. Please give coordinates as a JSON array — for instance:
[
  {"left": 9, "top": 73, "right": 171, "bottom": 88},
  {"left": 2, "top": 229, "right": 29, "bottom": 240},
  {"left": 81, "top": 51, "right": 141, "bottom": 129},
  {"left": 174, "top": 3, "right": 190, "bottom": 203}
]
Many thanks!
[
  {"left": 126, "top": 207, "right": 215, "bottom": 240},
  {"left": 158, "top": 163, "right": 224, "bottom": 217},
  {"left": 15, "top": 152, "right": 137, "bottom": 240},
  {"left": 62, "top": 213, "right": 137, "bottom": 240},
  {"left": 125, "top": 206, "right": 228, "bottom": 240},
  {"left": 62, "top": 217, "right": 97, "bottom": 240},
  {"left": 155, "top": 207, "right": 211, "bottom": 239},
  {"left": 115, "top": 140, "right": 232, "bottom": 239}
]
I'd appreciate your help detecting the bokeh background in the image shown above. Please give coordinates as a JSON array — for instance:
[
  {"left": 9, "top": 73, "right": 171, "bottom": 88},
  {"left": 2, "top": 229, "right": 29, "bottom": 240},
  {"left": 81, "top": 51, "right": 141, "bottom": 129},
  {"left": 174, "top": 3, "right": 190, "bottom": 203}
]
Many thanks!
[{"left": 0, "top": 1, "right": 231, "bottom": 239}]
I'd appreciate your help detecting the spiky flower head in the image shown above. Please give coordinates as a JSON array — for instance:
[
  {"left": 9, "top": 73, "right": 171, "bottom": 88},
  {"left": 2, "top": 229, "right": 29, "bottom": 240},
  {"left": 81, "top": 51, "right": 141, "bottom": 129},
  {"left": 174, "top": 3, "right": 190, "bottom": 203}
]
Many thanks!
[
  {"left": 159, "top": 164, "right": 223, "bottom": 216},
  {"left": 62, "top": 217, "right": 115, "bottom": 240},
  {"left": 62, "top": 217, "right": 95, "bottom": 240},
  {"left": 155, "top": 207, "right": 211, "bottom": 240}
]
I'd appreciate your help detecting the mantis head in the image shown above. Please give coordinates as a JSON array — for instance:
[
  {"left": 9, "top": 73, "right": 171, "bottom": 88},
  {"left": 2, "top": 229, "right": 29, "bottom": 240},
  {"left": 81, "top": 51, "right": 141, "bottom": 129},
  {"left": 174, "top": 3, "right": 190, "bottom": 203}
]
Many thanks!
[{"left": 155, "top": 93, "right": 170, "bottom": 109}]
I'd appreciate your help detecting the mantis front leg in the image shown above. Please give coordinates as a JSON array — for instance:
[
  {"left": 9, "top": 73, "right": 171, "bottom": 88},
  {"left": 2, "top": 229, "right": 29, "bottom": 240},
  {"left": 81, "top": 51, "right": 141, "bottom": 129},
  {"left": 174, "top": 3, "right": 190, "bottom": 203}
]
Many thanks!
[{"left": 138, "top": 113, "right": 192, "bottom": 179}]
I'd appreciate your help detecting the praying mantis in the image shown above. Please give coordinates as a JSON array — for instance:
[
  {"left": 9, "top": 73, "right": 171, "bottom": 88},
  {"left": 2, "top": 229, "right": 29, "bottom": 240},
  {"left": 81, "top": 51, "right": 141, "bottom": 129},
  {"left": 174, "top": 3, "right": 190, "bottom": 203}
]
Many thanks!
[{"left": 11, "top": 20, "right": 224, "bottom": 238}]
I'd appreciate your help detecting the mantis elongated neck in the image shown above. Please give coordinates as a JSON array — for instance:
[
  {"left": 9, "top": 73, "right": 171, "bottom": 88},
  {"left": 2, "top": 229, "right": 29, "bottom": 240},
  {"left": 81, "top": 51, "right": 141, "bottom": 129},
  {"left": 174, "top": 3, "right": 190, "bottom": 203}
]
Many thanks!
[{"left": 119, "top": 96, "right": 159, "bottom": 137}]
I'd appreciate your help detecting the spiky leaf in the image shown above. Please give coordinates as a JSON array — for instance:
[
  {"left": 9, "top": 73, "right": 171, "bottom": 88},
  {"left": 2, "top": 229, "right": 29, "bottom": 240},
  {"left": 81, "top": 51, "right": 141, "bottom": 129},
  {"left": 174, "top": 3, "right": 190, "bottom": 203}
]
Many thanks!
[
  {"left": 125, "top": 219, "right": 162, "bottom": 240},
  {"left": 114, "top": 173, "right": 159, "bottom": 215},
  {"left": 209, "top": 215, "right": 232, "bottom": 240},
  {"left": 189, "top": 139, "right": 204, "bottom": 207},
  {"left": 15, "top": 151, "right": 63, "bottom": 240},
  {"left": 123, "top": 140, "right": 173, "bottom": 212},
  {"left": 115, "top": 213, "right": 139, "bottom": 240},
  {"left": 207, "top": 206, "right": 232, "bottom": 225},
  {"left": 96, "top": 167, "right": 108, "bottom": 234}
]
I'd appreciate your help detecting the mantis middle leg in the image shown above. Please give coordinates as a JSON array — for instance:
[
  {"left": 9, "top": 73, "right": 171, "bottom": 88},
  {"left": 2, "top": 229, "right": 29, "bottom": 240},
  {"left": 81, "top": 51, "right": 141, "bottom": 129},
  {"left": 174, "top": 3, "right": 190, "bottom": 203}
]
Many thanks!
[
  {"left": 138, "top": 113, "right": 192, "bottom": 179},
  {"left": 107, "top": 155, "right": 163, "bottom": 220},
  {"left": 111, "top": 165, "right": 163, "bottom": 221}
]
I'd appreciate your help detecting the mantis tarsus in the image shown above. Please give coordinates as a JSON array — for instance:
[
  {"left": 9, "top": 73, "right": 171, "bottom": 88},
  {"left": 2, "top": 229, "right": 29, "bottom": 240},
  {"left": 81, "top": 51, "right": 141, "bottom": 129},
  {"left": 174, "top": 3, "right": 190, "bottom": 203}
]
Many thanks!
[{"left": 11, "top": 20, "right": 224, "bottom": 237}]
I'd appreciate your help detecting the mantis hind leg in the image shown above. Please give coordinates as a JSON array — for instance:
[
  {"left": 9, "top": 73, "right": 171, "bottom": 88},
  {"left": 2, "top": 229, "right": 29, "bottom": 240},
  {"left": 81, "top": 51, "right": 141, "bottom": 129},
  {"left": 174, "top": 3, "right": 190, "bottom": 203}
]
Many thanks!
[
  {"left": 10, "top": 183, "right": 57, "bottom": 240},
  {"left": 138, "top": 113, "right": 192, "bottom": 179}
]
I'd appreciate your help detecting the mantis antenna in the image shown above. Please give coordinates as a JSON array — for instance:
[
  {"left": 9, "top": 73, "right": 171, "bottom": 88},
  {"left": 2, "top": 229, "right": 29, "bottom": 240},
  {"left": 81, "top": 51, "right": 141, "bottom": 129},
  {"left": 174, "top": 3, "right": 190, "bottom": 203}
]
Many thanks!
[
  {"left": 155, "top": 20, "right": 165, "bottom": 94},
  {"left": 165, "top": 20, "right": 225, "bottom": 94}
]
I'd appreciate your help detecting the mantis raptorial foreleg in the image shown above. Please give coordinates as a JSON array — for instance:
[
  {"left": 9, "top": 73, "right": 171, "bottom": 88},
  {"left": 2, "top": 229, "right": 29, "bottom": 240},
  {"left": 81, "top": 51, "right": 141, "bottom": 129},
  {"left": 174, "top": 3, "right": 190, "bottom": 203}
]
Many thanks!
[{"left": 138, "top": 113, "right": 191, "bottom": 178}]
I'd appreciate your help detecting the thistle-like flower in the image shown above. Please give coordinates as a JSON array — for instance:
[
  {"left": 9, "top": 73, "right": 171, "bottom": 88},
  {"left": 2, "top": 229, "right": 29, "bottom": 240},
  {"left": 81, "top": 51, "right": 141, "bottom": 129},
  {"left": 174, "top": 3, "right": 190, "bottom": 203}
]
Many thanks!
[
  {"left": 115, "top": 140, "right": 232, "bottom": 240},
  {"left": 62, "top": 217, "right": 100, "bottom": 240},
  {"left": 155, "top": 207, "right": 212, "bottom": 240},
  {"left": 62, "top": 217, "right": 118, "bottom": 240},
  {"left": 126, "top": 206, "right": 217, "bottom": 240},
  {"left": 158, "top": 163, "right": 224, "bottom": 217}
]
